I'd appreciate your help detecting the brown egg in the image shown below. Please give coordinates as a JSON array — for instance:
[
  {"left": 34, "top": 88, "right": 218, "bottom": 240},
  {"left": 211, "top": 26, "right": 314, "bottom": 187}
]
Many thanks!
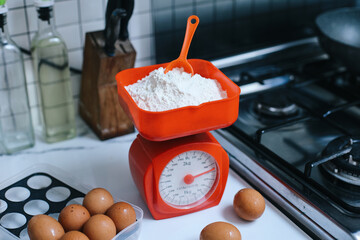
[
  {"left": 83, "top": 188, "right": 114, "bottom": 215},
  {"left": 60, "top": 231, "right": 89, "bottom": 240},
  {"left": 58, "top": 204, "right": 90, "bottom": 232},
  {"left": 200, "top": 221, "right": 241, "bottom": 240},
  {"left": 233, "top": 188, "right": 265, "bottom": 221},
  {"left": 82, "top": 214, "right": 116, "bottom": 240},
  {"left": 27, "top": 214, "right": 65, "bottom": 240},
  {"left": 106, "top": 202, "right": 136, "bottom": 232}
]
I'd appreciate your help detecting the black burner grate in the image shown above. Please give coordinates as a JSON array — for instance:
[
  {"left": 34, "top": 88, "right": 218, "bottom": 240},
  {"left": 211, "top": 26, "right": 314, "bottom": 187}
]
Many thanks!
[{"left": 226, "top": 57, "right": 360, "bottom": 216}]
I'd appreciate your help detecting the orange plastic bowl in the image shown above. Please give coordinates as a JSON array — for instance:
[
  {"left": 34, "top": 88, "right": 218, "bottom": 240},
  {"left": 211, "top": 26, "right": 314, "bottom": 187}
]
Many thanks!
[{"left": 116, "top": 59, "right": 240, "bottom": 141}]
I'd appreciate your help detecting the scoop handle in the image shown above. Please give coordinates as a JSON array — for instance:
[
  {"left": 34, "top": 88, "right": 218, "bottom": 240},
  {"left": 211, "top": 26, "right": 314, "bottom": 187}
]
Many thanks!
[{"left": 178, "top": 15, "right": 199, "bottom": 61}]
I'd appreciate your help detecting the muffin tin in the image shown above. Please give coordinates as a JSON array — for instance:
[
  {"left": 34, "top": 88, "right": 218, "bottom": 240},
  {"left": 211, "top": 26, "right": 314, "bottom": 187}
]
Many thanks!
[{"left": 0, "top": 164, "right": 143, "bottom": 240}]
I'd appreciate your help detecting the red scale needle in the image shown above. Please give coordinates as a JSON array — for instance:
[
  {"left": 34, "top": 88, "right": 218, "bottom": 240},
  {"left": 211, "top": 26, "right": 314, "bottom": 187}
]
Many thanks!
[{"left": 184, "top": 168, "right": 215, "bottom": 185}]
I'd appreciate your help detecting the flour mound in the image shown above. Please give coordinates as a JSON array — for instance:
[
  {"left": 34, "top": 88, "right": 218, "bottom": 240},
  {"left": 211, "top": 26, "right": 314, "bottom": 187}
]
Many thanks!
[{"left": 125, "top": 67, "right": 227, "bottom": 112}]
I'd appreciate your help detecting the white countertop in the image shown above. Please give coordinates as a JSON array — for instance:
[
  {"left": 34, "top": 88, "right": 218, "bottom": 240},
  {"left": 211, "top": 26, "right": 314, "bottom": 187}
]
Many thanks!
[{"left": 0, "top": 127, "right": 310, "bottom": 240}]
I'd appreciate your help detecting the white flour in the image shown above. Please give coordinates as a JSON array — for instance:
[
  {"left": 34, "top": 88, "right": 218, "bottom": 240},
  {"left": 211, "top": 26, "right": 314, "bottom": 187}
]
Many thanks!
[{"left": 125, "top": 67, "right": 227, "bottom": 112}]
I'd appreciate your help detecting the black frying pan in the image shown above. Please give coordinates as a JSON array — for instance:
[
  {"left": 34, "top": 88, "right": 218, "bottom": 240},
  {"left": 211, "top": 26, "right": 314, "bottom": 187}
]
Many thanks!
[{"left": 316, "top": 8, "right": 360, "bottom": 75}]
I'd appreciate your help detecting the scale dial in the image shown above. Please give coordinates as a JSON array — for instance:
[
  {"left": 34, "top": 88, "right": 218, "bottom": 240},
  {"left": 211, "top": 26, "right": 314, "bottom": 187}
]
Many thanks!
[{"left": 159, "top": 150, "right": 218, "bottom": 208}]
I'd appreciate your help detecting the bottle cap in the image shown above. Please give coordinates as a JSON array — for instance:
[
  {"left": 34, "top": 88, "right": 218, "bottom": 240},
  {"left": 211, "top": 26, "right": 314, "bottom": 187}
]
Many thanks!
[
  {"left": 0, "top": 3, "right": 7, "bottom": 15},
  {"left": 34, "top": 0, "right": 54, "bottom": 8}
]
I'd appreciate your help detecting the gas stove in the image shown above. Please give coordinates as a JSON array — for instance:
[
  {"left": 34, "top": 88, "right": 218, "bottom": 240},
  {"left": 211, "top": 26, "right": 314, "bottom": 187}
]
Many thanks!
[{"left": 212, "top": 38, "right": 360, "bottom": 240}]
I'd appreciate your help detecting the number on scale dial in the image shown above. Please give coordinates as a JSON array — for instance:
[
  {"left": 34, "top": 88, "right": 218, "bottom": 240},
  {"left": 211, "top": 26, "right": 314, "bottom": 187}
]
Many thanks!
[{"left": 159, "top": 150, "right": 218, "bottom": 208}]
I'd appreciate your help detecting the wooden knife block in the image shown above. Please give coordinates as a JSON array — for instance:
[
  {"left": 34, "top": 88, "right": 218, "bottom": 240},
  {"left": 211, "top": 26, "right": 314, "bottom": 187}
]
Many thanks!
[{"left": 79, "top": 31, "right": 135, "bottom": 140}]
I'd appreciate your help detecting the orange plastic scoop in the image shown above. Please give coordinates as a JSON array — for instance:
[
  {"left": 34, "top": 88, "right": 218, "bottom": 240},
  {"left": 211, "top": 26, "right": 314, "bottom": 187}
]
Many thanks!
[{"left": 164, "top": 15, "right": 199, "bottom": 75}]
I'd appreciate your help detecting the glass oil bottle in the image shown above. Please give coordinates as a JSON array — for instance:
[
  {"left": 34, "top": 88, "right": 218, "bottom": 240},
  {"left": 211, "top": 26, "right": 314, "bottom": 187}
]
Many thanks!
[
  {"left": 0, "top": 3, "right": 34, "bottom": 154},
  {"left": 31, "top": 0, "right": 76, "bottom": 143}
]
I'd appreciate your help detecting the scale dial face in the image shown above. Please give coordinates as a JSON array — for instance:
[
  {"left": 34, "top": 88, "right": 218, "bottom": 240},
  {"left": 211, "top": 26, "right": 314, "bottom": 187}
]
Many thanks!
[{"left": 158, "top": 150, "right": 218, "bottom": 208}]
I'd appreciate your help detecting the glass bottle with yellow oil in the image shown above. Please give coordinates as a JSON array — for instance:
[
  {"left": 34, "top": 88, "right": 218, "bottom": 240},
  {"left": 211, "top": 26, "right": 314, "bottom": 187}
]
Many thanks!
[{"left": 31, "top": 0, "right": 76, "bottom": 143}]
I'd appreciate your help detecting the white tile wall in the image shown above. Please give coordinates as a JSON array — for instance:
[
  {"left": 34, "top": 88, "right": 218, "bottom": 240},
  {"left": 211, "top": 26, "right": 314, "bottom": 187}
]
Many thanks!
[
  {"left": 80, "top": 19, "right": 105, "bottom": 44},
  {"left": 79, "top": 0, "right": 104, "bottom": 22},
  {"left": 24, "top": 60, "right": 35, "bottom": 84},
  {"left": 134, "top": 0, "right": 150, "bottom": 13},
  {"left": 26, "top": 83, "right": 39, "bottom": 108},
  {"left": 5, "top": 0, "right": 156, "bottom": 133},
  {"left": 6, "top": 0, "right": 24, "bottom": 8},
  {"left": 131, "top": 36, "right": 153, "bottom": 60},
  {"left": 71, "top": 74, "right": 82, "bottom": 98},
  {"left": 57, "top": 24, "right": 82, "bottom": 49},
  {"left": 11, "top": 35, "right": 30, "bottom": 50},
  {"left": 54, "top": 0, "right": 78, "bottom": 25},
  {"left": 7, "top": 0, "right": 155, "bottom": 66},
  {"left": 7, "top": 8, "right": 27, "bottom": 35},
  {"left": 128, "top": 12, "right": 152, "bottom": 38},
  {"left": 26, "top": 6, "right": 38, "bottom": 32},
  {"left": 68, "top": 50, "right": 83, "bottom": 71}
]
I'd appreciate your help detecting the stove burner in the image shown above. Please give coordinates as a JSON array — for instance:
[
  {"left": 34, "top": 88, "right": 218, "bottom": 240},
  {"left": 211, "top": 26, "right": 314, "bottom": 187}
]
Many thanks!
[
  {"left": 255, "top": 93, "right": 299, "bottom": 117},
  {"left": 321, "top": 136, "right": 360, "bottom": 186}
]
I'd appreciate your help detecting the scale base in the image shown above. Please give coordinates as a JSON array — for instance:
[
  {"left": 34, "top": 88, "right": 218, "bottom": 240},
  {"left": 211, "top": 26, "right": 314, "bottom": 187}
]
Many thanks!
[{"left": 128, "top": 132, "right": 229, "bottom": 220}]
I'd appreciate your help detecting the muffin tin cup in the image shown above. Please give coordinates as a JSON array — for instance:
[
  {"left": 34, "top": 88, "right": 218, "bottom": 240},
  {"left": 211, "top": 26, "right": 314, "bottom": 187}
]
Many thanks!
[{"left": 0, "top": 164, "right": 143, "bottom": 240}]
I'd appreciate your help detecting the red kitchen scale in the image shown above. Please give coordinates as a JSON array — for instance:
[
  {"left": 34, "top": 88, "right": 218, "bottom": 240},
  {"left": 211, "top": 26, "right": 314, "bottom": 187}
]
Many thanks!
[{"left": 116, "top": 16, "right": 240, "bottom": 219}]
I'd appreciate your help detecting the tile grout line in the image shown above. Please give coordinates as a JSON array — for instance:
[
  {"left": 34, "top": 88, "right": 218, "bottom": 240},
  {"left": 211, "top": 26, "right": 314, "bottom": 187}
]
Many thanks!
[
  {"left": 22, "top": 0, "right": 32, "bottom": 57},
  {"left": 76, "top": 0, "right": 84, "bottom": 46}
]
